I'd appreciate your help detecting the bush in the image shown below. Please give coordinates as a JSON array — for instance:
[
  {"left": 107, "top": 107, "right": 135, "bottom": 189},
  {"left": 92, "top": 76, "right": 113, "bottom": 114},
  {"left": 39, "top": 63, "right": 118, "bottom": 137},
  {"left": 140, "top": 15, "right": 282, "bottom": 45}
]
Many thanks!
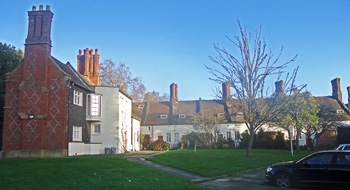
[
  {"left": 150, "top": 140, "right": 169, "bottom": 151},
  {"left": 222, "top": 144, "right": 229, "bottom": 149},
  {"left": 163, "top": 143, "right": 170, "bottom": 151},
  {"left": 274, "top": 131, "right": 287, "bottom": 149},
  {"left": 218, "top": 138, "right": 229, "bottom": 149}
]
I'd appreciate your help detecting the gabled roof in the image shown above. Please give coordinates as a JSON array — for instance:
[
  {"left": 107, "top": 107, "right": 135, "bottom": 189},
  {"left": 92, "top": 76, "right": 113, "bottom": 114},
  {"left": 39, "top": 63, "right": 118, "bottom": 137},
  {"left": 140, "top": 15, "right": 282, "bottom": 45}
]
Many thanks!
[{"left": 49, "top": 56, "right": 94, "bottom": 93}]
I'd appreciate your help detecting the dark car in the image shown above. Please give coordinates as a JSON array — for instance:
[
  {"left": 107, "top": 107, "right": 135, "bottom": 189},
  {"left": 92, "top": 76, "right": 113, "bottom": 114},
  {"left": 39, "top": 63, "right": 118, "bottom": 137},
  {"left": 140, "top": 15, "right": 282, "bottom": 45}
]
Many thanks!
[{"left": 265, "top": 150, "right": 350, "bottom": 189}]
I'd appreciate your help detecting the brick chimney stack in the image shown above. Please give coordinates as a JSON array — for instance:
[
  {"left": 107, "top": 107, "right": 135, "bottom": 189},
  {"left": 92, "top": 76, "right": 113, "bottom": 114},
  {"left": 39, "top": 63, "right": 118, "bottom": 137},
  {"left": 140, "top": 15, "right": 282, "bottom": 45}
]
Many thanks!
[
  {"left": 275, "top": 80, "right": 285, "bottom": 94},
  {"left": 222, "top": 82, "right": 230, "bottom": 101},
  {"left": 170, "top": 83, "right": 178, "bottom": 105},
  {"left": 25, "top": 5, "right": 53, "bottom": 57},
  {"left": 77, "top": 48, "right": 100, "bottom": 86},
  {"left": 331, "top": 78, "right": 342, "bottom": 101}
]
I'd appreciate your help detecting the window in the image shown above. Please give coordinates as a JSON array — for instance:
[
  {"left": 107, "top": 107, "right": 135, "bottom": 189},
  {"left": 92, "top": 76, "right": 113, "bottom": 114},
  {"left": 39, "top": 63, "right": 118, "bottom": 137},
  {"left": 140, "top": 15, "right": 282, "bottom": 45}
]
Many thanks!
[
  {"left": 175, "top": 133, "right": 179, "bottom": 142},
  {"left": 160, "top": 114, "right": 168, "bottom": 119},
  {"left": 179, "top": 114, "right": 186, "bottom": 118},
  {"left": 236, "top": 112, "right": 243, "bottom": 117},
  {"left": 336, "top": 110, "right": 345, "bottom": 114},
  {"left": 93, "top": 124, "right": 101, "bottom": 135},
  {"left": 166, "top": 133, "right": 171, "bottom": 142},
  {"left": 137, "top": 105, "right": 144, "bottom": 108},
  {"left": 336, "top": 153, "right": 350, "bottom": 165},
  {"left": 194, "top": 125, "right": 200, "bottom": 130},
  {"left": 73, "top": 126, "right": 82, "bottom": 141},
  {"left": 227, "top": 131, "right": 232, "bottom": 139},
  {"left": 216, "top": 113, "right": 224, "bottom": 117},
  {"left": 306, "top": 153, "right": 333, "bottom": 165},
  {"left": 91, "top": 95, "right": 100, "bottom": 115},
  {"left": 73, "top": 90, "right": 83, "bottom": 106},
  {"left": 158, "top": 136, "right": 163, "bottom": 141},
  {"left": 87, "top": 94, "right": 102, "bottom": 117}
]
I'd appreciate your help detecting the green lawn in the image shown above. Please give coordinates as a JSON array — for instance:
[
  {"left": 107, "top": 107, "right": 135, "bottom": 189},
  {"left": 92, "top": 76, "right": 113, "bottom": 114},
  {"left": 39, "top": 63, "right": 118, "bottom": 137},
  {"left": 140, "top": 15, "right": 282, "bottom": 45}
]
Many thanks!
[
  {"left": 0, "top": 157, "right": 209, "bottom": 190},
  {"left": 147, "top": 149, "right": 314, "bottom": 177}
]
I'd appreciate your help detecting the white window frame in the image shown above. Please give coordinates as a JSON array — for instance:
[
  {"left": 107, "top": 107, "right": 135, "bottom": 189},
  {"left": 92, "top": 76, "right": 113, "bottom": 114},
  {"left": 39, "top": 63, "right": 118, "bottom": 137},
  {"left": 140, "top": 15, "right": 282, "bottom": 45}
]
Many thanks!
[
  {"left": 175, "top": 133, "right": 179, "bottom": 142},
  {"left": 166, "top": 133, "right": 171, "bottom": 142},
  {"left": 236, "top": 112, "right": 243, "bottom": 117},
  {"left": 336, "top": 110, "right": 345, "bottom": 114},
  {"left": 217, "top": 113, "right": 224, "bottom": 117},
  {"left": 73, "top": 126, "right": 82, "bottom": 141},
  {"left": 160, "top": 114, "right": 168, "bottom": 119},
  {"left": 73, "top": 90, "right": 83, "bottom": 106},
  {"left": 179, "top": 114, "right": 186, "bottom": 118},
  {"left": 137, "top": 104, "right": 144, "bottom": 108},
  {"left": 93, "top": 124, "right": 101, "bottom": 135}
]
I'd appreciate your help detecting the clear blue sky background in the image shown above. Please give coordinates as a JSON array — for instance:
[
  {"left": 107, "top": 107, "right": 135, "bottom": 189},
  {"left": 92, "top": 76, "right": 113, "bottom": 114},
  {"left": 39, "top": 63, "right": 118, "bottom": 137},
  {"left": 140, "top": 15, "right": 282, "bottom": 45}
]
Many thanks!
[{"left": 1, "top": 0, "right": 350, "bottom": 101}]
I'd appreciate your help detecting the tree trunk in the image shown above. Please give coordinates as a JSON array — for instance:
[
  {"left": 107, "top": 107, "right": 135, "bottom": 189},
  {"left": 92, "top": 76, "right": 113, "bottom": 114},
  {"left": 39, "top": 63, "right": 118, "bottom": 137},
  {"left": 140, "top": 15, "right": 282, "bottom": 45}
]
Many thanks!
[
  {"left": 296, "top": 128, "right": 301, "bottom": 154},
  {"left": 246, "top": 129, "right": 255, "bottom": 157}
]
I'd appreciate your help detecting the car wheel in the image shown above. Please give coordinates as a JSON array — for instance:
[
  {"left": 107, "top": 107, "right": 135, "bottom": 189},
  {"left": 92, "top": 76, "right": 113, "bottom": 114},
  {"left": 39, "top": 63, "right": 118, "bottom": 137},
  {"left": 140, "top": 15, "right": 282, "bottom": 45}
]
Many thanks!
[{"left": 275, "top": 172, "right": 293, "bottom": 188}]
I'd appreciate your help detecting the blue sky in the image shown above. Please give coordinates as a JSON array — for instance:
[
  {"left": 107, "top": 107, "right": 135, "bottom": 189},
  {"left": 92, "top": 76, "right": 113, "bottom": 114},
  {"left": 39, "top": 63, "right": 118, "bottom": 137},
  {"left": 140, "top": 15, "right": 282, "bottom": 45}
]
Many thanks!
[{"left": 1, "top": 0, "right": 350, "bottom": 101}]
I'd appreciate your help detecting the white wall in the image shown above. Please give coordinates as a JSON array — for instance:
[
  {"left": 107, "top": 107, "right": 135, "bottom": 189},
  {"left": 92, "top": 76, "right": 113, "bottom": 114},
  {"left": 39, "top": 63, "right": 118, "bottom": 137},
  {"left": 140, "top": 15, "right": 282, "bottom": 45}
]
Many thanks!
[
  {"left": 132, "top": 118, "right": 141, "bottom": 151},
  {"left": 118, "top": 92, "right": 132, "bottom": 153},
  {"left": 95, "top": 87, "right": 121, "bottom": 154},
  {"left": 141, "top": 122, "right": 310, "bottom": 149}
]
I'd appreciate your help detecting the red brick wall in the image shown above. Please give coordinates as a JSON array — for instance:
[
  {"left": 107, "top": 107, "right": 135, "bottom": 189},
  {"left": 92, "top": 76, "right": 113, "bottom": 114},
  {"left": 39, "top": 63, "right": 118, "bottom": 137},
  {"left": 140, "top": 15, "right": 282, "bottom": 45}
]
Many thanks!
[{"left": 2, "top": 45, "right": 69, "bottom": 151}]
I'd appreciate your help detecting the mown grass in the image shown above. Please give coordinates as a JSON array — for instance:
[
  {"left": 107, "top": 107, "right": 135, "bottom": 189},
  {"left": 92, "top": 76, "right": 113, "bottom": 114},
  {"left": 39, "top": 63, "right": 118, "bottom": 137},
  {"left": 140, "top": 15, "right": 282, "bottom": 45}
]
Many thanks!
[
  {"left": 0, "top": 157, "right": 209, "bottom": 190},
  {"left": 147, "top": 149, "right": 314, "bottom": 177}
]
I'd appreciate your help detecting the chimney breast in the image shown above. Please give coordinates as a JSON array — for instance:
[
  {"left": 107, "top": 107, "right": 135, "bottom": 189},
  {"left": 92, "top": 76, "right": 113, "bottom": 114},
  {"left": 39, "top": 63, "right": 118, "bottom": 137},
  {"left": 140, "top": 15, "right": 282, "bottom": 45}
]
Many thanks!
[
  {"left": 222, "top": 82, "right": 230, "bottom": 100},
  {"left": 275, "top": 80, "right": 285, "bottom": 94},
  {"left": 331, "top": 78, "right": 342, "bottom": 101}
]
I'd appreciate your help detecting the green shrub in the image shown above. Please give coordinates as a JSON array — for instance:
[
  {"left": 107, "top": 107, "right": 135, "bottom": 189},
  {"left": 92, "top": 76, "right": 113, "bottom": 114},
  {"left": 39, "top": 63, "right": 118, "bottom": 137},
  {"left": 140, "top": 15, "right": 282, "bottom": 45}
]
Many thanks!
[
  {"left": 222, "top": 144, "right": 229, "bottom": 149},
  {"left": 274, "top": 131, "right": 287, "bottom": 149},
  {"left": 218, "top": 138, "right": 229, "bottom": 149},
  {"left": 162, "top": 143, "right": 170, "bottom": 151}
]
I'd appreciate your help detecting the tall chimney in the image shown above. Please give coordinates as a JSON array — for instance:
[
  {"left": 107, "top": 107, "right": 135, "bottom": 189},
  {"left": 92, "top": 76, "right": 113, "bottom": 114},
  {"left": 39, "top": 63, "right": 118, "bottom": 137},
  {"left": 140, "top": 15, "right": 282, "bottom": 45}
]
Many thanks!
[
  {"left": 170, "top": 83, "right": 178, "bottom": 105},
  {"left": 77, "top": 48, "right": 100, "bottom": 86},
  {"left": 25, "top": 5, "right": 54, "bottom": 57},
  {"left": 222, "top": 82, "right": 230, "bottom": 101},
  {"left": 331, "top": 78, "right": 342, "bottom": 101},
  {"left": 275, "top": 80, "right": 285, "bottom": 94}
]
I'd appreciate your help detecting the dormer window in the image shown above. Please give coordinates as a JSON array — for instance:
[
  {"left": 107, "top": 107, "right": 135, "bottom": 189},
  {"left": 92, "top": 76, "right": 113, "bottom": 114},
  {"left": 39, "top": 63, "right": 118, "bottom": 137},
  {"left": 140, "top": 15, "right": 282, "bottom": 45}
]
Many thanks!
[
  {"left": 179, "top": 114, "right": 186, "bottom": 118},
  {"left": 137, "top": 104, "right": 144, "bottom": 108},
  {"left": 336, "top": 110, "right": 345, "bottom": 114},
  {"left": 160, "top": 114, "right": 168, "bottom": 119},
  {"left": 236, "top": 112, "right": 243, "bottom": 117},
  {"left": 216, "top": 113, "right": 224, "bottom": 118}
]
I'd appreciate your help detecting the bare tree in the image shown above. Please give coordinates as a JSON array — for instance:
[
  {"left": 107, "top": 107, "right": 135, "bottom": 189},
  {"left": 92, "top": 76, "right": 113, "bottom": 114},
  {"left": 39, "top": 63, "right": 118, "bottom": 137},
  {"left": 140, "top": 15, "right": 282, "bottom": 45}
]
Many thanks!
[
  {"left": 190, "top": 109, "right": 226, "bottom": 148},
  {"left": 207, "top": 20, "right": 299, "bottom": 156},
  {"left": 144, "top": 91, "right": 169, "bottom": 102},
  {"left": 99, "top": 59, "right": 146, "bottom": 102}
]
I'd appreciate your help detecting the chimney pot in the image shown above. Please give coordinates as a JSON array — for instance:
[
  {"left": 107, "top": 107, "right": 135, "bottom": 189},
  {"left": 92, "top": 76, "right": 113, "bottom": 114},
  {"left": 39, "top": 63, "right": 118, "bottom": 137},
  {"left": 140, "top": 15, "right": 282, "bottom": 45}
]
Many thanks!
[
  {"left": 32, "top": 6, "right": 36, "bottom": 11},
  {"left": 79, "top": 49, "right": 82, "bottom": 55},
  {"left": 46, "top": 5, "right": 50, "bottom": 10},
  {"left": 39, "top": 5, "right": 43, "bottom": 10},
  {"left": 90, "top": 49, "right": 93, "bottom": 55},
  {"left": 95, "top": 49, "right": 98, "bottom": 54}
]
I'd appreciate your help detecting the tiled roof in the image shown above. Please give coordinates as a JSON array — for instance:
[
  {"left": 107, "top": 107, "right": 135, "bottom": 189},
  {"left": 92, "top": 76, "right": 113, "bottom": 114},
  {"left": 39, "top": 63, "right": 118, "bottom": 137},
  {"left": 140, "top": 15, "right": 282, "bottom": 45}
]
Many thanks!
[
  {"left": 133, "top": 96, "right": 350, "bottom": 126},
  {"left": 49, "top": 56, "right": 93, "bottom": 92}
]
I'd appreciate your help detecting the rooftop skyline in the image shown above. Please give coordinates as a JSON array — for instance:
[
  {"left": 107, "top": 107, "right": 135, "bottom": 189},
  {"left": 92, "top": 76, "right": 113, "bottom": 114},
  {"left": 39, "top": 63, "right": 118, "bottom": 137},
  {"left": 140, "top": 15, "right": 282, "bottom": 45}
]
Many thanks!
[{"left": 1, "top": 0, "right": 350, "bottom": 101}]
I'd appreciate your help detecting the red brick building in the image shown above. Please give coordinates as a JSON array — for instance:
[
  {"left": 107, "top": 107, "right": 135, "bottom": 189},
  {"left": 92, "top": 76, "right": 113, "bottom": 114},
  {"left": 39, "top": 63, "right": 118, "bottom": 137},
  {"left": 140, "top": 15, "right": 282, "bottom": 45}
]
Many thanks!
[{"left": 1, "top": 5, "right": 95, "bottom": 158}]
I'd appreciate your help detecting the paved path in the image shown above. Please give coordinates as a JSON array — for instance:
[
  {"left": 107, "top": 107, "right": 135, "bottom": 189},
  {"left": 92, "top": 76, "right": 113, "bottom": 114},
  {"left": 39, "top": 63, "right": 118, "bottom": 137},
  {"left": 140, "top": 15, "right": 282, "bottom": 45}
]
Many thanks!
[{"left": 114, "top": 151, "right": 285, "bottom": 189}]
